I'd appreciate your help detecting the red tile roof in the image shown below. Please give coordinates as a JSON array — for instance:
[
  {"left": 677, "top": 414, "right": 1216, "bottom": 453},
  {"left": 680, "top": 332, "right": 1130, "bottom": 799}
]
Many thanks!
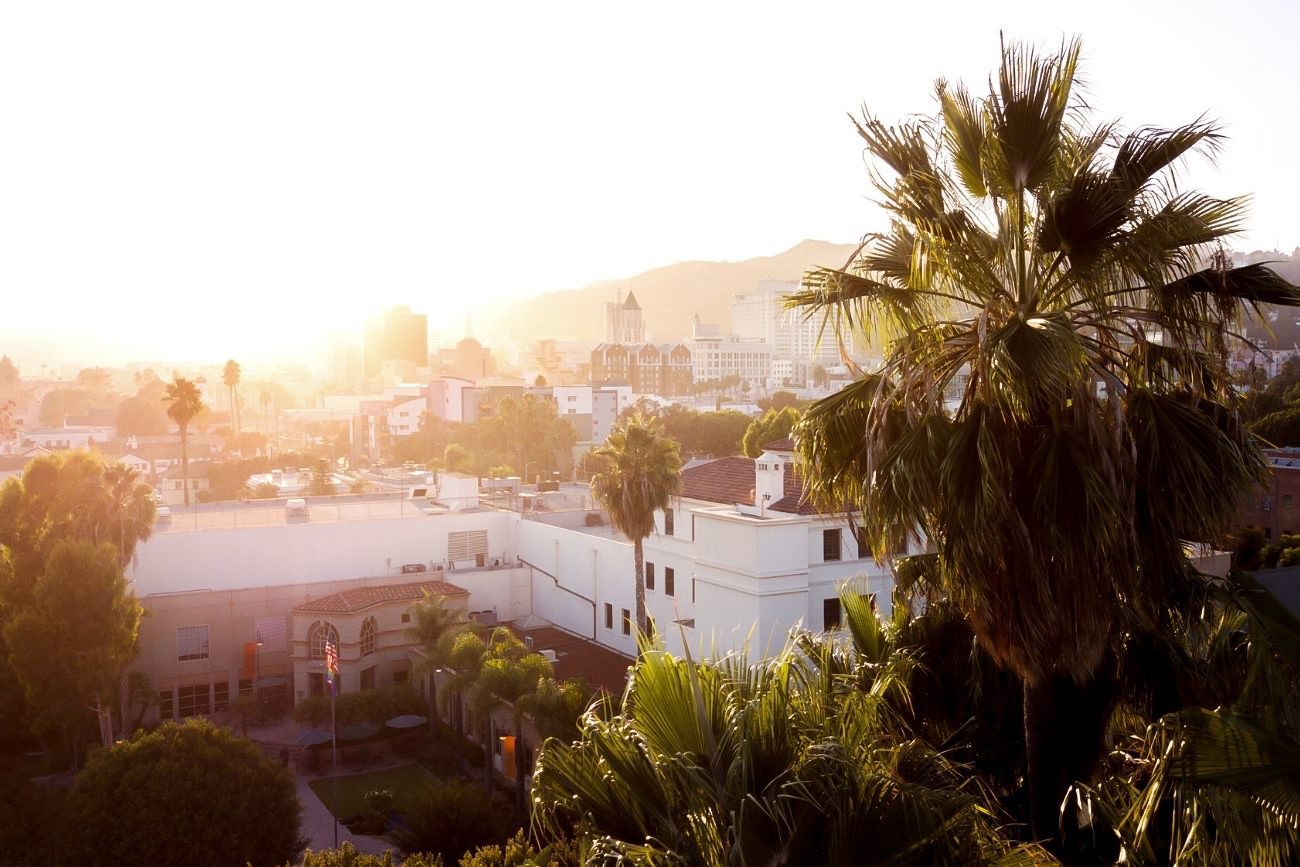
[
  {"left": 294, "top": 579, "right": 469, "bottom": 614},
  {"left": 763, "top": 437, "right": 796, "bottom": 452},
  {"left": 678, "top": 455, "right": 824, "bottom": 516}
]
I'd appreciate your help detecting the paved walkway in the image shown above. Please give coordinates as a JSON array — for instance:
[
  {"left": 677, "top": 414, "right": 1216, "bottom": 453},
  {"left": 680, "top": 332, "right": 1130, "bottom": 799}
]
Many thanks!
[{"left": 295, "top": 767, "right": 395, "bottom": 857}]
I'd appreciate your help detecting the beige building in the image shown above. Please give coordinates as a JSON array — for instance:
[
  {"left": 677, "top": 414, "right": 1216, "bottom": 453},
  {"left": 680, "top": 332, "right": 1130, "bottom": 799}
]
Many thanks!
[{"left": 291, "top": 579, "right": 469, "bottom": 698}]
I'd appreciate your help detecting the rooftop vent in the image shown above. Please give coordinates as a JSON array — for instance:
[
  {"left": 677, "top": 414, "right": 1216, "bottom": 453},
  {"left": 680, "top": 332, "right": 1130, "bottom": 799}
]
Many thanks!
[{"left": 400, "top": 563, "right": 428, "bottom": 574}]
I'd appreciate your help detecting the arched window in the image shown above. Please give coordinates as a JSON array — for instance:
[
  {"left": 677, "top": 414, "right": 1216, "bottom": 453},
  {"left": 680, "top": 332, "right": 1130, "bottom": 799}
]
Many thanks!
[
  {"left": 360, "top": 617, "right": 376, "bottom": 657},
  {"left": 309, "top": 621, "right": 339, "bottom": 660}
]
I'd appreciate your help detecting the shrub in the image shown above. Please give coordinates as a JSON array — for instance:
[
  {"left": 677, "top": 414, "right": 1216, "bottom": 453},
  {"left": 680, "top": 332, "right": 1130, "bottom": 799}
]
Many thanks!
[{"left": 389, "top": 779, "right": 498, "bottom": 863}]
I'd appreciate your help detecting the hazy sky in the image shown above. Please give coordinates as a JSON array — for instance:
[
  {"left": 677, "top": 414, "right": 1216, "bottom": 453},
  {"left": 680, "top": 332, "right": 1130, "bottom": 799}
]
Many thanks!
[{"left": 2, "top": 1, "right": 1298, "bottom": 367}]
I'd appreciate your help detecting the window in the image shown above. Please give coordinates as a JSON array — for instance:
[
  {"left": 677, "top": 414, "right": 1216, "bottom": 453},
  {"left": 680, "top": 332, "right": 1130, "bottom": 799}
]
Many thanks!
[
  {"left": 401, "top": 612, "right": 410, "bottom": 624},
  {"left": 821, "top": 597, "right": 842, "bottom": 631},
  {"left": 1286, "top": 495, "right": 1294, "bottom": 509},
  {"left": 360, "top": 666, "right": 376, "bottom": 691},
  {"left": 360, "top": 617, "right": 376, "bottom": 656},
  {"left": 177, "top": 626, "right": 209, "bottom": 661},
  {"left": 664, "top": 508, "right": 674, "bottom": 536},
  {"left": 1266, "top": 528, "right": 1273, "bottom": 540},
  {"left": 158, "top": 687, "right": 174, "bottom": 720},
  {"left": 213, "top": 680, "right": 229, "bottom": 712},
  {"left": 692, "top": 577, "right": 697, "bottom": 603},
  {"left": 238, "top": 678, "right": 253, "bottom": 698},
  {"left": 309, "top": 621, "right": 339, "bottom": 660},
  {"left": 645, "top": 562, "right": 655, "bottom": 591},
  {"left": 177, "top": 684, "right": 211, "bottom": 718},
  {"left": 622, "top": 609, "right": 631, "bottom": 636},
  {"left": 855, "top": 526, "right": 870, "bottom": 559},
  {"left": 604, "top": 603, "right": 613, "bottom": 630},
  {"left": 393, "top": 669, "right": 409, "bottom": 686},
  {"left": 665, "top": 567, "right": 675, "bottom": 597},
  {"left": 823, "top": 529, "right": 842, "bottom": 562}
]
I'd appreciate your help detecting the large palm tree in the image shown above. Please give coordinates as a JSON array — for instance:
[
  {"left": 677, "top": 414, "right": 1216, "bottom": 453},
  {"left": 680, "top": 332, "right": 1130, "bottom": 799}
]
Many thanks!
[
  {"left": 163, "top": 377, "right": 206, "bottom": 507},
  {"left": 790, "top": 38, "right": 1300, "bottom": 847},
  {"left": 590, "top": 413, "right": 682, "bottom": 638},
  {"left": 92, "top": 463, "right": 156, "bottom": 568},
  {"left": 222, "top": 359, "right": 241, "bottom": 443}
]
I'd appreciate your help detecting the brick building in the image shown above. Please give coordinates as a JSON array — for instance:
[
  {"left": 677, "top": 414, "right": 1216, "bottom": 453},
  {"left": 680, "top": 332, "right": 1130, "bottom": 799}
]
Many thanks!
[{"left": 1240, "top": 448, "right": 1300, "bottom": 541}]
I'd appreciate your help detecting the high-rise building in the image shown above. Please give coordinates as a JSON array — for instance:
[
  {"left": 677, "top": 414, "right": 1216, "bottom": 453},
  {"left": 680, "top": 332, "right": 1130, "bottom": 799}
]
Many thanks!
[
  {"left": 731, "top": 280, "right": 844, "bottom": 366},
  {"left": 364, "top": 306, "right": 429, "bottom": 376}
]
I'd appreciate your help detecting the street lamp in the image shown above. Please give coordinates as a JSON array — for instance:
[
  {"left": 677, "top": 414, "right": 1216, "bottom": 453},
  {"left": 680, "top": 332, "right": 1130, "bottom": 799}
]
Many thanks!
[{"left": 253, "top": 629, "right": 264, "bottom": 710}]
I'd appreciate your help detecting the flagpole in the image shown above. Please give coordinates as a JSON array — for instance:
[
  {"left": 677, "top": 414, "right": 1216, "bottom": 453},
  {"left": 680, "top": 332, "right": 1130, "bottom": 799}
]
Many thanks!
[{"left": 331, "top": 676, "right": 338, "bottom": 848}]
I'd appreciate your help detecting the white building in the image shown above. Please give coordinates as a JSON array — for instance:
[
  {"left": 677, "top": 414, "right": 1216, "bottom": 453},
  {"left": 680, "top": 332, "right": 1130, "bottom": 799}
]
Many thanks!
[
  {"left": 386, "top": 396, "right": 425, "bottom": 438},
  {"left": 689, "top": 331, "right": 773, "bottom": 389},
  {"left": 732, "top": 279, "right": 846, "bottom": 367}
]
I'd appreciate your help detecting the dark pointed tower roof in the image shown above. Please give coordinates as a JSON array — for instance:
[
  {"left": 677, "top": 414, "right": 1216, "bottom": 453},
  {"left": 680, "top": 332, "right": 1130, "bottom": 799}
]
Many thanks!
[{"left": 621, "top": 290, "right": 641, "bottom": 311}]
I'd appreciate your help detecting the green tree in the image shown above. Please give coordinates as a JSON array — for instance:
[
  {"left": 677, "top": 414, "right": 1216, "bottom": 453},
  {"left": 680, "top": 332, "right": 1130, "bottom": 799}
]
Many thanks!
[
  {"left": 486, "top": 394, "right": 577, "bottom": 481},
  {"left": 590, "top": 413, "right": 682, "bottom": 637},
  {"left": 475, "top": 634, "right": 554, "bottom": 810},
  {"left": 223, "top": 359, "right": 242, "bottom": 439},
  {"left": 741, "top": 406, "right": 801, "bottom": 457},
  {"left": 532, "top": 623, "right": 1050, "bottom": 864},
  {"left": 810, "top": 364, "right": 829, "bottom": 388},
  {"left": 3, "top": 541, "right": 141, "bottom": 768},
  {"left": 443, "top": 442, "right": 473, "bottom": 473},
  {"left": 790, "top": 38, "right": 1300, "bottom": 847},
  {"left": 308, "top": 458, "right": 336, "bottom": 495},
  {"left": 406, "top": 591, "right": 465, "bottom": 732},
  {"left": 163, "top": 376, "right": 206, "bottom": 507},
  {"left": 116, "top": 395, "right": 168, "bottom": 437},
  {"left": 1252, "top": 406, "right": 1300, "bottom": 446},
  {"left": 38, "top": 387, "right": 93, "bottom": 426},
  {"left": 387, "top": 778, "right": 501, "bottom": 864},
  {"left": 62, "top": 719, "right": 305, "bottom": 867},
  {"left": 75, "top": 367, "right": 113, "bottom": 395}
]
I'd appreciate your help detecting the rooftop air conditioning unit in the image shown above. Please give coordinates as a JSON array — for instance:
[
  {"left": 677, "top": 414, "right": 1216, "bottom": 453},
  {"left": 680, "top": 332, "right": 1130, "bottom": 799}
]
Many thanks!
[{"left": 401, "top": 563, "right": 428, "bottom": 574}]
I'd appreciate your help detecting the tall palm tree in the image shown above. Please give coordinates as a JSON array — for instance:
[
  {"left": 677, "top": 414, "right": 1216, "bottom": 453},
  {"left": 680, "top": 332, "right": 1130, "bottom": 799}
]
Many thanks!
[
  {"left": 222, "top": 359, "right": 241, "bottom": 443},
  {"left": 590, "top": 413, "right": 682, "bottom": 638},
  {"left": 790, "top": 38, "right": 1300, "bottom": 847},
  {"left": 92, "top": 463, "right": 156, "bottom": 568},
  {"left": 163, "top": 377, "right": 206, "bottom": 507},
  {"left": 477, "top": 642, "right": 554, "bottom": 811}
]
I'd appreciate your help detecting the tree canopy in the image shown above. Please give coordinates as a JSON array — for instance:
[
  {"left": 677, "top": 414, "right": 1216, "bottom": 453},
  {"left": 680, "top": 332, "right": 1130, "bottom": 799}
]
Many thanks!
[{"left": 62, "top": 719, "right": 304, "bottom": 867}]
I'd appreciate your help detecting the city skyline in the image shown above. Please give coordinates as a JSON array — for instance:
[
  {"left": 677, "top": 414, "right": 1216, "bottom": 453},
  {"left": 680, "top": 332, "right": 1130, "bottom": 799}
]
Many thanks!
[{"left": 4, "top": 1, "right": 1300, "bottom": 365}]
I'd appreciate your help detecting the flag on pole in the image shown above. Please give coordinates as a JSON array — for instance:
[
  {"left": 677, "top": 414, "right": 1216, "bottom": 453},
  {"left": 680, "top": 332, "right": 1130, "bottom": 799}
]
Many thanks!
[{"left": 325, "top": 636, "right": 339, "bottom": 694}]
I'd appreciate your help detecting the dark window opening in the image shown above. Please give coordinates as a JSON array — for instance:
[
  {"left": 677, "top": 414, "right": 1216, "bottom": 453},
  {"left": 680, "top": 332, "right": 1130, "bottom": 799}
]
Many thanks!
[
  {"left": 823, "top": 597, "right": 842, "bottom": 631},
  {"left": 823, "top": 529, "right": 842, "bottom": 562},
  {"left": 645, "top": 562, "right": 655, "bottom": 591},
  {"left": 664, "top": 509, "right": 674, "bottom": 536},
  {"left": 604, "top": 603, "right": 613, "bottom": 630},
  {"left": 665, "top": 567, "right": 675, "bottom": 597}
]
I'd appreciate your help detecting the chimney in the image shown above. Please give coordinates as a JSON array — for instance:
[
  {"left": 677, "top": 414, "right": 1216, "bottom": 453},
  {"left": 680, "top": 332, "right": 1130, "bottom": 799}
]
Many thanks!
[{"left": 754, "top": 449, "right": 787, "bottom": 516}]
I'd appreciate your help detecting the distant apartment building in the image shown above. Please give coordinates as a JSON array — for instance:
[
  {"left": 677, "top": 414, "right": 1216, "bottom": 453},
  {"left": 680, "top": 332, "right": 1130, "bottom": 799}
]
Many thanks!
[
  {"left": 732, "top": 279, "right": 845, "bottom": 368},
  {"left": 365, "top": 306, "right": 429, "bottom": 376},
  {"left": 434, "top": 337, "right": 495, "bottom": 382},
  {"left": 590, "top": 342, "right": 692, "bottom": 396},
  {"left": 688, "top": 319, "right": 772, "bottom": 388},
  {"left": 1241, "top": 448, "right": 1300, "bottom": 541}
]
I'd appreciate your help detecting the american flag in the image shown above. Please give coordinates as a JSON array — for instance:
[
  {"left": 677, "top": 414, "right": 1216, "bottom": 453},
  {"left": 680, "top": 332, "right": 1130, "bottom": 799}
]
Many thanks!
[{"left": 324, "top": 637, "right": 338, "bottom": 694}]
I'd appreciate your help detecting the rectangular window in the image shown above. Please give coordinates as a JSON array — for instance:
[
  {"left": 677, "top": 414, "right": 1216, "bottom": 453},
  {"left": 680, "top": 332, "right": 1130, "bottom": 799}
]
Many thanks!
[
  {"left": 401, "top": 612, "right": 410, "bottom": 623},
  {"left": 213, "top": 680, "right": 229, "bottom": 712},
  {"left": 692, "top": 577, "right": 697, "bottom": 603},
  {"left": 360, "top": 667, "right": 376, "bottom": 691},
  {"left": 1286, "top": 495, "right": 1294, "bottom": 509},
  {"left": 665, "top": 567, "right": 675, "bottom": 597},
  {"left": 177, "top": 684, "right": 211, "bottom": 718},
  {"left": 645, "top": 562, "right": 655, "bottom": 591},
  {"left": 664, "top": 508, "right": 674, "bottom": 536},
  {"left": 621, "top": 609, "right": 631, "bottom": 636},
  {"left": 855, "top": 526, "right": 870, "bottom": 559},
  {"left": 177, "top": 625, "right": 210, "bottom": 661},
  {"left": 604, "top": 603, "right": 613, "bottom": 630},
  {"left": 238, "top": 678, "right": 253, "bottom": 698},
  {"left": 158, "top": 687, "right": 174, "bottom": 721},
  {"left": 823, "top": 529, "right": 842, "bottom": 562},
  {"left": 823, "top": 598, "right": 842, "bottom": 631}
]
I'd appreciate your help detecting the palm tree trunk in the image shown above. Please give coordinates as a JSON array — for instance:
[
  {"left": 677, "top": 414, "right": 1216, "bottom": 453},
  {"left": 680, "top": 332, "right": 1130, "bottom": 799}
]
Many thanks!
[
  {"left": 514, "top": 715, "right": 526, "bottom": 812},
  {"left": 483, "top": 716, "right": 494, "bottom": 794},
  {"left": 180, "top": 424, "right": 190, "bottom": 507},
  {"left": 634, "top": 537, "right": 647, "bottom": 640},
  {"left": 1023, "top": 672, "right": 1112, "bottom": 851}
]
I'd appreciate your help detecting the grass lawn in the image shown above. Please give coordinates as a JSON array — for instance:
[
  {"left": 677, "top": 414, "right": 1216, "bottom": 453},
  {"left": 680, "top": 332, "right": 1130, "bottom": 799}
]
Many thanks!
[{"left": 308, "top": 762, "right": 436, "bottom": 820}]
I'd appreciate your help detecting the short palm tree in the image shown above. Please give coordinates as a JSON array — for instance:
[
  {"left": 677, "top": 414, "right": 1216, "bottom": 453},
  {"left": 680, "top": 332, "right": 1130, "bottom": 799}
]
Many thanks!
[
  {"left": 476, "top": 639, "right": 554, "bottom": 811},
  {"left": 92, "top": 463, "right": 156, "bottom": 568},
  {"left": 222, "top": 360, "right": 241, "bottom": 442},
  {"left": 163, "top": 377, "right": 206, "bottom": 507},
  {"left": 790, "top": 38, "right": 1300, "bottom": 846},
  {"left": 405, "top": 591, "right": 464, "bottom": 728},
  {"left": 533, "top": 605, "right": 1052, "bottom": 865},
  {"left": 590, "top": 413, "right": 682, "bottom": 638}
]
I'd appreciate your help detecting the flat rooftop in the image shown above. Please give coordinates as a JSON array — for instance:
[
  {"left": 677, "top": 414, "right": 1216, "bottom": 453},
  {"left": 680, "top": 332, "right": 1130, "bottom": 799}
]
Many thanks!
[
  {"left": 505, "top": 621, "right": 632, "bottom": 696},
  {"left": 151, "top": 493, "right": 490, "bottom": 533}
]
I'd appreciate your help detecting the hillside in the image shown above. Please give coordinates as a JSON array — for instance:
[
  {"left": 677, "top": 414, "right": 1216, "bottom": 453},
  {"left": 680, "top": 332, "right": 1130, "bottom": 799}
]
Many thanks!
[{"left": 479, "top": 239, "right": 859, "bottom": 343}]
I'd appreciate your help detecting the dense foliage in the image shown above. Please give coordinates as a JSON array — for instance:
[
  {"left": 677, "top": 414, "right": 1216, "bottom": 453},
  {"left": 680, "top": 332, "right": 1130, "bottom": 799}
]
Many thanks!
[{"left": 62, "top": 720, "right": 304, "bottom": 867}]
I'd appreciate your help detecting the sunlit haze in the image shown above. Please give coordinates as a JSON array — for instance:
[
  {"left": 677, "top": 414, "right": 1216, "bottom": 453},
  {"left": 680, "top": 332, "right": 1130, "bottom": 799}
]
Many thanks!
[{"left": 2, "top": 0, "right": 1299, "bottom": 366}]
